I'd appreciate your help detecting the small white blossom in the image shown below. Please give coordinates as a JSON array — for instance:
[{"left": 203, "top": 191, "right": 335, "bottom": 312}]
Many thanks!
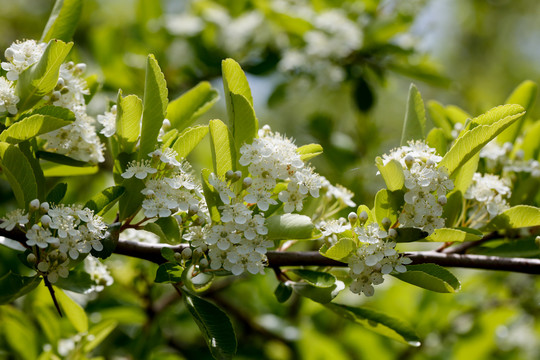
[
  {"left": 122, "top": 159, "right": 158, "bottom": 179},
  {"left": 0, "top": 77, "right": 19, "bottom": 114},
  {"left": 0, "top": 209, "right": 29, "bottom": 231},
  {"left": 1, "top": 40, "right": 46, "bottom": 80},
  {"left": 97, "top": 106, "right": 117, "bottom": 137}
]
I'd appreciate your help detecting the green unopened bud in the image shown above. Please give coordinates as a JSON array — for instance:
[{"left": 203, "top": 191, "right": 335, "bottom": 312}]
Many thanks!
[
  {"left": 40, "top": 202, "right": 50, "bottom": 213},
  {"left": 4, "top": 48, "right": 14, "bottom": 61},
  {"left": 51, "top": 90, "right": 61, "bottom": 101},
  {"left": 225, "top": 170, "right": 235, "bottom": 180},
  {"left": 404, "top": 154, "right": 415, "bottom": 169},
  {"left": 75, "top": 63, "right": 86, "bottom": 74},
  {"left": 358, "top": 211, "right": 369, "bottom": 224},
  {"left": 199, "top": 258, "right": 209, "bottom": 268},
  {"left": 162, "top": 118, "right": 171, "bottom": 130},
  {"left": 233, "top": 171, "right": 242, "bottom": 181},
  {"left": 438, "top": 195, "right": 447, "bottom": 206},
  {"left": 243, "top": 177, "right": 252, "bottom": 188},
  {"left": 29, "top": 199, "right": 40, "bottom": 211},
  {"left": 188, "top": 204, "right": 199, "bottom": 215},
  {"left": 37, "top": 261, "right": 49, "bottom": 272},
  {"left": 193, "top": 248, "right": 203, "bottom": 258},
  {"left": 27, "top": 253, "right": 37, "bottom": 264},
  {"left": 536, "top": 236, "right": 540, "bottom": 248},
  {"left": 388, "top": 228, "right": 398, "bottom": 239},
  {"left": 348, "top": 212, "right": 358, "bottom": 225},
  {"left": 58, "top": 252, "right": 67, "bottom": 262},
  {"left": 40, "top": 215, "right": 51, "bottom": 227},
  {"left": 381, "top": 217, "right": 392, "bottom": 231},
  {"left": 181, "top": 247, "right": 192, "bottom": 259},
  {"left": 56, "top": 77, "right": 65, "bottom": 89},
  {"left": 174, "top": 252, "right": 182, "bottom": 262}
]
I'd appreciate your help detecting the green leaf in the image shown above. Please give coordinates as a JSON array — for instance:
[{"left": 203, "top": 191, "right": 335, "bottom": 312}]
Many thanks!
[
  {"left": 266, "top": 214, "right": 321, "bottom": 241},
  {"left": 445, "top": 105, "right": 471, "bottom": 125},
  {"left": 375, "top": 158, "right": 404, "bottom": 191},
  {"left": 115, "top": 91, "right": 143, "bottom": 154},
  {"left": 36, "top": 150, "right": 92, "bottom": 166},
  {"left": 274, "top": 282, "right": 293, "bottom": 303},
  {"left": 201, "top": 168, "right": 221, "bottom": 223},
  {"left": 394, "top": 228, "right": 429, "bottom": 243},
  {"left": 520, "top": 121, "right": 540, "bottom": 160},
  {"left": 498, "top": 80, "right": 538, "bottom": 144},
  {"left": 292, "top": 269, "right": 336, "bottom": 288},
  {"left": 161, "top": 247, "right": 176, "bottom": 262},
  {"left": 392, "top": 263, "right": 460, "bottom": 293},
  {"left": 183, "top": 291, "right": 237, "bottom": 360},
  {"left": 54, "top": 271, "right": 95, "bottom": 294},
  {"left": 442, "top": 191, "right": 463, "bottom": 228},
  {"left": 16, "top": 40, "right": 73, "bottom": 111},
  {"left": 297, "top": 143, "right": 323, "bottom": 161},
  {"left": 438, "top": 105, "right": 525, "bottom": 176},
  {"left": 471, "top": 104, "right": 528, "bottom": 127},
  {"left": 83, "top": 74, "right": 100, "bottom": 104},
  {"left": 424, "top": 227, "right": 482, "bottom": 242},
  {"left": 18, "top": 140, "right": 45, "bottom": 199},
  {"left": 91, "top": 223, "right": 120, "bottom": 259},
  {"left": 320, "top": 238, "right": 355, "bottom": 261},
  {"left": 209, "top": 119, "right": 236, "bottom": 177},
  {"left": 139, "top": 54, "right": 168, "bottom": 160},
  {"left": 171, "top": 125, "right": 209, "bottom": 158},
  {"left": 325, "top": 303, "right": 421, "bottom": 346},
  {"left": 451, "top": 153, "right": 479, "bottom": 194},
  {"left": 42, "top": 162, "right": 99, "bottom": 177},
  {"left": 54, "top": 287, "right": 88, "bottom": 332},
  {"left": 290, "top": 280, "right": 344, "bottom": 304},
  {"left": 118, "top": 177, "right": 145, "bottom": 221},
  {"left": 427, "top": 101, "right": 453, "bottom": 138},
  {"left": 84, "top": 186, "right": 125, "bottom": 216},
  {"left": 19, "top": 105, "right": 75, "bottom": 121},
  {"left": 426, "top": 128, "right": 447, "bottom": 155},
  {"left": 182, "top": 265, "right": 215, "bottom": 293},
  {"left": 167, "top": 81, "right": 219, "bottom": 132},
  {"left": 83, "top": 319, "right": 118, "bottom": 353},
  {"left": 484, "top": 205, "right": 540, "bottom": 231},
  {"left": 148, "top": 216, "right": 181, "bottom": 244},
  {"left": 41, "top": 0, "right": 83, "bottom": 42},
  {"left": 374, "top": 189, "right": 403, "bottom": 226},
  {"left": 473, "top": 237, "right": 540, "bottom": 257},
  {"left": 400, "top": 84, "right": 426, "bottom": 145},
  {"left": 1, "top": 307, "right": 38, "bottom": 360},
  {"left": 0, "top": 142, "right": 38, "bottom": 208},
  {"left": 0, "top": 115, "right": 71, "bottom": 144},
  {"left": 155, "top": 263, "right": 183, "bottom": 283},
  {"left": 222, "top": 59, "right": 258, "bottom": 155},
  {"left": 0, "top": 272, "right": 41, "bottom": 304}
]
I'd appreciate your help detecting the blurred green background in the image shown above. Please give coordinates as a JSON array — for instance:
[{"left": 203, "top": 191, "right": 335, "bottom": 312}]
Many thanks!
[{"left": 1, "top": 0, "right": 539, "bottom": 359}]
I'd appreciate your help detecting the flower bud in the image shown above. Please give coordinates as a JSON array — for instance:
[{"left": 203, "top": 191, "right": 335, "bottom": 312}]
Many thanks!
[
  {"left": 188, "top": 204, "right": 199, "bottom": 215},
  {"left": 27, "top": 253, "right": 37, "bottom": 264},
  {"left": 358, "top": 211, "right": 369, "bottom": 224},
  {"left": 388, "top": 228, "right": 398, "bottom": 239},
  {"left": 536, "top": 236, "right": 540, "bottom": 249},
  {"left": 75, "top": 63, "right": 86, "bottom": 74},
  {"left": 37, "top": 261, "right": 49, "bottom": 272},
  {"left": 58, "top": 252, "right": 67, "bottom": 262},
  {"left": 51, "top": 91, "right": 61, "bottom": 101},
  {"left": 181, "top": 247, "right": 192, "bottom": 259},
  {"left": 199, "top": 258, "right": 209, "bottom": 268},
  {"left": 4, "top": 48, "right": 14, "bottom": 61},
  {"left": 66, "top": 61, "right": 75, "bottom": 68},
  {"left": 111, "top": 105, "right": 117, "bottom": 114},
  {"left": 242, "top": 177, "right": 253, "bottom": 188},
  {"left": 162, "top": 118, "right": 171, "bottom": 130},
  {"left": 438, "top": 195, "right": 447, "bottom": 206},
  {"left": 29, "top": 199, "right": 40, "bottom": 211},
  {"left": 193, "top": 248, "right": 203, "bottom": 258},
  {"left": 515, "top": 149, "right": 524, "bottom": 160},
  {"left": 503, "top": 142, "right": 513, "bottom": 154},
  {"left": 56, "top": 77, "right": 65, "bottom": 89},
  {"left": 174, "top": 252, "right": 182, "bottom": 262},
  {"left": 404, "top": 154, "right": 415, "bottom": 168},
  {"left": 40, "top": 215, "right": 51, "bottom": 227},
  {"left": 348, "top": 212, "right": 358, "bottom": 225},
  {"left": 233, "top": 171, "right": 242, "bottom": 181},
  {"left": 40, "top": 202, "right": 50, "bottom": 213},
  {"left": 225, "top": 170, "right": 235, "bottom": 180},
  {"left": 381, "top": 217, "right": 392, "bottom": 230}
]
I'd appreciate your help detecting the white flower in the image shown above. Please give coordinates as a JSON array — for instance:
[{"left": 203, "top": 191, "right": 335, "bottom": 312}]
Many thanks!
[
  {"left": 220, "top": 203, "right": 252, "bottom": 224},
  {"left": 0, "top": 77, "right": 19, "bottom": 115},
  {"left": 208, "top": 173, "right": 236, "bottom": 204},
  {"left": 97, "top": 106, "right": 117, "bottom": 137},
  {"left": 84, "top": 255, "right": 113, "bottom": 293},
  {"left": 122, "top": 160, "right": 157, "bottom": 179},
  {"left": 149, "top": 148, "right": 182, "bottom": 167},
  {"left": 0, "top": 209, "right": 29, "bottom": 231},
  {"left": 1, "top": 40, "right": 46, "bottom": 81},
  {"left": 53, "top": 62, "right": 89, "bottom": 110},
  {"left": 320, "top": 219, "right": 350, "bottom": 238},
  {"left": 26, "top": 224, "right": 58, "bottom": 248},
  {"left": 464, "top": 173, "right": 511, "bottom": 227},
  {"left": 278, "top": 182, "right": 306, "bottom": 213},
  {"left": 120, "top": 228, "right": 160, "bottom": 244}
]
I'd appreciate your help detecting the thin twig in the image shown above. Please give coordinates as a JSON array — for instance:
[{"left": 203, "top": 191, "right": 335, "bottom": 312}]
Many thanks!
[{"left": 44, "top": 277, "right": 62, "bottom": 317}]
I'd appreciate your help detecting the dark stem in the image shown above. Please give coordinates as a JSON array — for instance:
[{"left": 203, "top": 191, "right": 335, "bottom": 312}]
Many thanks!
[{"left": 44, "top": 276, "right": 62, "bottom": 317}]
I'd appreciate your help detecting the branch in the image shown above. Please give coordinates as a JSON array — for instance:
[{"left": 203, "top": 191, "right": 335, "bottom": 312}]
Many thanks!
[{"left": 114, "top": 240, "right": 540, "bottom": 274}]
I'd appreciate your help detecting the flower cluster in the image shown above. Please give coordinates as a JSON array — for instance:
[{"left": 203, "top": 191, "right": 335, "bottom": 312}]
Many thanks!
[
  {"left": 1, "top": 200, "right": 108, "bottom": 283},
  {"left": 1, "top": 39, "right": 105, "bottom": 163},
  {"left": 84, "top": 255, "right": 114, "bottom": 293},
  {"left": 347, "top": 223, "right": 410, "bottom": 297},
  {"left": 382, "top": 141, "right": 454, "bottom": 234},
  {"left": 464, "top": 173, "right": 511, "bottom": 228},
  {"left": 480, "top": 140, "right": 540, "bottom": 177},
  {"left": 121, "top": 148, "right": 206, "bottom": 220}
]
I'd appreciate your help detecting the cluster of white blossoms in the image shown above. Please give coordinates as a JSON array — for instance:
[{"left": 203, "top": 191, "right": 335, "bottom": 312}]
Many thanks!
[
  {"left": 0, "top": 200, "right": 108, "bottom": 283},
  {"left": 1, "top": 39, "right": 105, "bottom": 163},
  {"left": 0, "top": 77, "right": 19, "bottom": 115},
  {"left": 464, "top": 173, "right": 511, "bottom": 228},
  {"left": 240, "top": 125, "right": 324, "bottom": 213},
  {"left": 480, "top": 140, "right": 540, "bottom": 177},
  {"left": 122, "top": 148, "right": 207, "bottom": 220},
  {"left": 382, "top": 141, "right": 454, "bottom": 234},
  {"left": 83, "top": 255, "right": 114, "bottom": 293},
  {"left": 347, "top": 223, "right": 411, "bottom": 296},
  {"left": 96, "top": 105, "right": 117, "bottom": 137}
]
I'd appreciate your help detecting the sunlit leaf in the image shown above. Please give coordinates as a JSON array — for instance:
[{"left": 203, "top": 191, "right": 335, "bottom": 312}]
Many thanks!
[
  {"left": 41, "top": 0, "right": 83, "bottom": 42},
  {"left": 0, "top": 142, "right": 37, "bottom": 208},
  {"left": 484, "top": 205, "right": 540, "bottom": 231},
  {"left": 167, "top": 81, "right": 219, "bottom": 132},
  {"left": 400, "top": 83, "right": 426, "bottom": 145},
  {"left": 375, "top": 157, "right": 404, "bottom": 191},
  {"left": 267, "top": 214, "right": 321, "bottom": 241},
  {"left": 392, "top": 263, "right": 460, "bottom": 293}
]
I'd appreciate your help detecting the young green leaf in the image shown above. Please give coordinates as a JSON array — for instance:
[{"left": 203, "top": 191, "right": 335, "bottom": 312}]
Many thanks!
[
  {"left": 442, "top": 190, "right": 463, "bottom": 228},
  {"left": 274, "top": 282, "right": 293, "bottom": 303},
  {"left": 400, "top": 83, "right": 426, "bottom": 145},
  {"left": 16, "top": 40, "right": 73, "bottom": 111},
  {"left": 325, "top": 303, "right": 421, "bottom": 346},
  {"left": 167, "top": 81, "right": 219, "bottom": 132},
  {"left": 18, "top": 141, "right": 45, "bottom": 199},
  {"left": 483, "top": 205, "right": 540, "bottom": 231},
  {"left": 427, "top": 100, "right": 453, "bottom": 137},
  {"left": 375, "top": 157, "right": 405, "bottom": 191},
  {"left": 83, "top": 320, "right": 118, "bottom": 353},
  {"left": 445, "top": 105, "right": 471, "bottom": 125},
  {"left": 155, "top": 263, "right": 183, "bottom": 283},
  {"left": 0, "top": 114, "right": 71, "bottom": 144},
  {"left": 451, "top": 153, "right": 479, "bottom": 194},
  {"left": 392, "top": 263, "right": 460, "bottom": 293},
  {"left": 36, "top": 151, "right": 92, "bottom": 167},
  {"left": 374, "top": 189, "right": 404, "bottom": 227},
  {"left": 115, "top": 91, "right": 143, "bottom": 154},
  {"left": 54, "top": 271, "right": 95, "bottom": 294},
  {"left": 297, "top": 143, "right": 323, "bottom": 161},
  {"left": 84, "top": 186, "right": 125, "bottom": 216},
  {"left": 426, "top": 128, "right": 447, "bottom": 155},
  {"left": 42, "top": 163, "right": 99, "bottom": 177},
  {"left": 0, "top": 142, "right": 38, "bottom": 208},
  {"left": 423, "top": 227, "right": 482, "bottom": 242},
  {"left": 320, "top": 238, "right": 355, "bottom": 261},
  {"left": 292, "top": 269, "right": 336, "bottom": 288},
  {"left": 438, "top": 104, "right": 525, "bottom": 176},
  {"left": 161, "top": 247, "right": 177, "bottom": 262},
  {"left": 139, "top": 54, "right": 168, "bottom": 160},
  {"left": 171, "top": 125, "right": 209, "bottom": 159},
  {"left": 266, "top": 214, "right": 321, "bottom": 241},
  {"left": 520, "top": 120, "right": 540, "bottom": 160},
  {"left": 146, "top": 216, "right": 181, "bottom": 244},
  {"left": 201, "top": 168, "right": 221, "bottom": 223},
  {"left": 209, "top": 119, "right": 236, "bottom": 177},
  {"left": 498, "top": 80, "right": 537, "bottom": 144},
  {"left": 394, "top": 228, "right": 429, "bottom": 243},
  {"left": 182, "top": 291, "right": 237, "bottom": 360},
  {"left": 54, "top": 287, "right": 88, "bottom": 332},
  {"left": 41, "top": 0, "right": 83, "bottom": 42},
  {"left": 290, "top": 280, "right": 344, "bottom": 304},
  {"left": 0, "top": 272, "right": 41, "bottom": 304},
  {"left": 222, "top": 59, "right": 258, "bottom": 155},
  {"left": 118, "top": 177, "right": 145, "bottom": 221}
]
